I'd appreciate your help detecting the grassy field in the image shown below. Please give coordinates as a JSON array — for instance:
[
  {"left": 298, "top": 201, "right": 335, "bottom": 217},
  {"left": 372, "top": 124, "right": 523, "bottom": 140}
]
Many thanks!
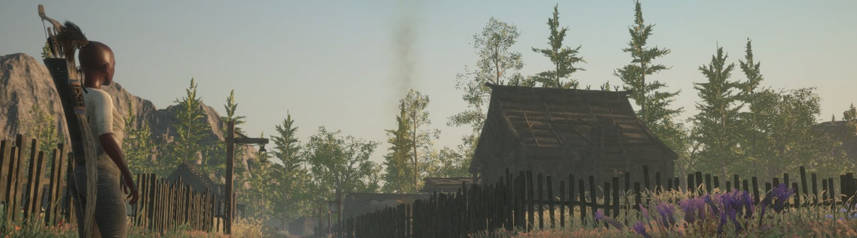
[
  {"left": 472, "top": 186, "right": 857, "bottom": 238},
  {"left": 0, "top": 206, "right": 271, "bottom": 238}
]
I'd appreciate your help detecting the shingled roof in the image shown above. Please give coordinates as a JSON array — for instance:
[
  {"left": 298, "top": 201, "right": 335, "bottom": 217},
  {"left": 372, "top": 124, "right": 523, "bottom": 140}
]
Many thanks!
[
  {"left": 474, "top": 84, "right": 677, "bottom": 163},
  {"left": 420, "top": 177, "right": 473, "bottom": 193},
  {"left": 166, "top": 162, "right": 216, "bottom": 193}
]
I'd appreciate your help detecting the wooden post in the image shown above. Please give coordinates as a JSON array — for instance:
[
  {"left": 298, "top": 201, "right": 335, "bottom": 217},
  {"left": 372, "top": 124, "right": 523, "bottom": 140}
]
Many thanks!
[
  {"left": 225, "top": 121, "right": 235, "bottom": 234},
  {"left": 811, "top": 173, "right": 818, "bottom": 206},
  {"left": 577, "top": 179, "right": 585, "bottom": 225},
  {"left": 546, "top": 176, "right": 554, "bottom": 229},
  {"left": 588, "top": 176, "right": 596, "bottom": 226},
  {"left": 643, "top": 165, "right": 650, "bottom": 191},
  {"left": 604, "top": 182, "right": 611, "bottom": 225},
  {"left": 752, "top": 177, "right": 760, "bottom": 205},
  {"left": 537, "top": 173, "right": 543, "bottom": 230},
  {"left": 526, "top": 171, "right": 533, "bottom": 232},
  {"left": 23, "top": 138, "right": 40, "bottom": 220},
  {"left": 568, "top": 174, "right": 575, "bottom": 226},
  {"left": 45, "top": 145, "right": 65, "bottom": 225},
  {"left": 612, "top": 177, "right": 619, "bottom": 218},
  {"left": 713, "top": 176, "right": 720, "bottom": 190},
  {"left": 705, "top": 174, "right": 712, "bottom": 193},
  {"left": 655, "top": 172, "right": 661, "bottom": 193},
  {"left": 559, "top": 180, "right": 565, "bottom": 228}
]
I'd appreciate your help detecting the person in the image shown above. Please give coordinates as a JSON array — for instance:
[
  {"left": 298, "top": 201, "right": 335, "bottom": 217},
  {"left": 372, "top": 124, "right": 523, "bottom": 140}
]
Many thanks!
[{"left": 67, "top": 40, "right": 139, "bottom": 238}]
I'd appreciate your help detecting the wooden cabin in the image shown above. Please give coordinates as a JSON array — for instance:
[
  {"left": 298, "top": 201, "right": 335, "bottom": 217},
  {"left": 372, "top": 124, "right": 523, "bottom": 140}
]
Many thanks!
[{"left": 471, "top": 84, "right": 678, "bottom": 188}]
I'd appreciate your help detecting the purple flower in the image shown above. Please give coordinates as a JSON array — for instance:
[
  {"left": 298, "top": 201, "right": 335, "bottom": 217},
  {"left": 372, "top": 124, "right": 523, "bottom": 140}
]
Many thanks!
[
  {"left": 771, "top": 184, "right": 794, "bottom": 213},
  {"left": 640, "top": 204, "right": 650, "bottom": 218},
  {"left": 594, "top": 210, "right": 625, "bottom": 230},
  {"left": 633, "top": 221, "right": 652, "bottom": 238},
  {"left": 679, "top": 197, "right": 706, "bottom": 224},
  {"left": 827, "top": 214, "right": 834, "bottom": 219},
  {"left": 656, "top": 203, "right": 677, "bottom": 228}
]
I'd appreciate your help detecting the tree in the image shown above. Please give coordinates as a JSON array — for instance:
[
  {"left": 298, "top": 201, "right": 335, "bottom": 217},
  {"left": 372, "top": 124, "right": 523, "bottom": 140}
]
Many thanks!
[
  {"left": 736, "top": 39, "right": 766, "bottom": 177},
  {"left": 692, "top": 47, "right": 741, "bottom": 177},
  {"left": 450, "top": 18, "right": 525, "bottom": 176},
  {"left": 242, "top": 132, "right": 276, "bottom": 219},
  {"left": 425, "top": 147, "right": 469, "bottom": 178},
  {"left": 844, "top": 103, "right": 857, "bottom": 121},
  {"left": 531, "top": 4, "right": 585, "bottom": 89},
  {"left": 382, "top": 102, "right": 414, "bottom": 193},
  {"left": 270, "top": 113, "right": 313, "bottom": 227},
  {"left": 305, "top": 127, "right": 380, "bottom": 219},
  {"left": 615, "top": 0, "right": 687, "bottom": 176},
  {"left": 402, "top": 89, "right": 439, "bottom": 192},
  {"left": 122, "top": 100, "right": 157, "bottom": 174},
  {"left": 166, "top": 78, "right": 211, "bottom": 176},
  {"left": 749, "top": 88, "right": 847, "bottom": 179},
  {"left": 450, "top": 18, "right": 525, "bottom": 132},
  {"left": 212, "top": 90, "right": 247, "bottom": 180},
  {"left": 25, "top": 103, "right": 62, "bottom": 154}
]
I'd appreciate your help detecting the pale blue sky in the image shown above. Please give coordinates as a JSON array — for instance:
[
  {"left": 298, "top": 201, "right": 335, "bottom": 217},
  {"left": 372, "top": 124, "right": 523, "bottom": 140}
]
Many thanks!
[{"left": 2, "top": 1, "right": 856, "bottom": 164}]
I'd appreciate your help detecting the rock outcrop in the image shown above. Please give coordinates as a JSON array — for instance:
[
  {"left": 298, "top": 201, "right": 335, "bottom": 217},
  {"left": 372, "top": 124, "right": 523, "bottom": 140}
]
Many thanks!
[{"left": 0, "top": 53, "right": 256, "bottom": 180}]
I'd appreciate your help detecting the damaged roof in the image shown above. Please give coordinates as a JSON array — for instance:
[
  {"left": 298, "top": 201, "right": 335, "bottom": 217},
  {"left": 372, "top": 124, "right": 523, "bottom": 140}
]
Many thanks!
[{"left": 476, "top": 83, "right": 677, "bottom": 158}]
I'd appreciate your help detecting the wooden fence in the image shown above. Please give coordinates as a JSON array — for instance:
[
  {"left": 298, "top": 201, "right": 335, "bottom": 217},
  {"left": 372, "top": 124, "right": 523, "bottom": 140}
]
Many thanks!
[
  {"left": 1, "top": 135, "right": 71, "bottom": 226},
  {"left": 0, "top": 135, "right": 224, "bottom": 235},
  {"left": 327, "top": 165, "right": 857, "bottom": 238},
  {"left": 131, "top": 173, "right": 224, "bottom": 233}
]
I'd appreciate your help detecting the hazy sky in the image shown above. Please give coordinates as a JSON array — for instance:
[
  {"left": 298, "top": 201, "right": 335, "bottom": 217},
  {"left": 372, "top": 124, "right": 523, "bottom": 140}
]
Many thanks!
[{"left": 2, "top": 0, "right": 856, "bottom": 165}]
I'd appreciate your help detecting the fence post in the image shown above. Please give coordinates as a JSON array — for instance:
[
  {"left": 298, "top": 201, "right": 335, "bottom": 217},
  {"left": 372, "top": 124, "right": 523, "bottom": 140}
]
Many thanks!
[
  {"left": 588, "top": 176, "right": 596, "bottom": 227},
  {"left": 526, "top": 171, "right": 534, "bottom": 232},
  {"left": 612, "top": 177, "right": 620, "bottom": 219},
  {"left": 559, "top": 180, "right": 565, "bottom": 228},
  {"left": 537, "top": 173, "right": 543, "bottom": 230},
  {"left": 577, "top": 179, "right": 585, "bottom": 225},
  {"left": 811, "top": 173, "right": 818, "bottom": 206},
  {"left": 603, "top": 182, "right": 611, "bottom": 228},
  {"left": 713, "top": 176, "right": 720, "bottom": 190},
  {"left": 643, "top": 165, "right": 650, "bottom": 191},
  {"left": 568, "top": 174, "right": 575, "bottom": 226},
  {"left": 44, "top": 145, "right": 64, "bottom": 225},
  {"left": 705, "top": 174, "right": 712, "bottom": 193},
  {"left": 655, "top": 172, "right": 662, "bottom": 193}
]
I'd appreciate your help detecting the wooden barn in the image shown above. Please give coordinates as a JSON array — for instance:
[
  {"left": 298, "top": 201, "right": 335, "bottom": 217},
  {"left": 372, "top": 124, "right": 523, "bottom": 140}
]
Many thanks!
[{"left": 471, "top": 84, "right": 678, "bottom": 187}]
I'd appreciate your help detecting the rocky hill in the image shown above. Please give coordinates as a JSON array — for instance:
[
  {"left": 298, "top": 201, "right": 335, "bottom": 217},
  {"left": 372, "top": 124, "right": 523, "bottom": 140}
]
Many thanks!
[{"left": 0, "top": 53, "right": 257, "bottom": 181}]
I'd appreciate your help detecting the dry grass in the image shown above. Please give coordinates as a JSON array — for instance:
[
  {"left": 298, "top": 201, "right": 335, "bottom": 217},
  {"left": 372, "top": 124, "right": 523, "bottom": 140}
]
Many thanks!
[{"left": 471, "top": 188, "right": 857, "bottom": 238}]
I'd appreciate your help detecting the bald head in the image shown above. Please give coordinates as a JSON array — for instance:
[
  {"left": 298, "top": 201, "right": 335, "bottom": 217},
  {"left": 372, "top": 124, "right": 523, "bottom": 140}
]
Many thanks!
[{"left": 79, "top": 41, "right": 115, "bottom": 88}]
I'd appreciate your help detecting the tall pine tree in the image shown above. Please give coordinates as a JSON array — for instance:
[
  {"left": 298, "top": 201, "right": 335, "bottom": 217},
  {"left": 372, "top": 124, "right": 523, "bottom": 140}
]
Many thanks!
[
  {"left": 271, "top": 113, "right": 313, "bottom": 226},
  {"left": 382, "top": 101, "right": 414, "bottom": 193},
  {"left": 167, "top": 78, "right": 210, "bottom": 176},
  {"left": 736, "top": 38, "right": 766, "bottom": 177},
  {"left": 692, "top": 47, "right": 741, "bottom": 177},
  {"left": 531, "top": 4, "right": 585, "bottom": 89},
  {"left": 615, "top": 0, "right": 687, "bottom": 176}
]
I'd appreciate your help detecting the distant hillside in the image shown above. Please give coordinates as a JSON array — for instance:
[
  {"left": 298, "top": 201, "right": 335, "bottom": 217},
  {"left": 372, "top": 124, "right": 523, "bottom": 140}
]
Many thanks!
[{"left": 0, "top": 53, "right": 257, "bottom": 181}]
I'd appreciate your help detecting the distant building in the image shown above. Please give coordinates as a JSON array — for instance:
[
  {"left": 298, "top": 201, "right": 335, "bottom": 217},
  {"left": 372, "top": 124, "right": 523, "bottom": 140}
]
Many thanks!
[
  {"left": 342, "top": 193, "right": 430, "bottom": 219},
  {"left": 166, "top": 162, "right": 243, "bottom": 217},
  {"left": 420, "top": 177, "right": 473, "bottom": 194},
  {"left": 471, "top": 84, "right": 678, "bottom": 188}
]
